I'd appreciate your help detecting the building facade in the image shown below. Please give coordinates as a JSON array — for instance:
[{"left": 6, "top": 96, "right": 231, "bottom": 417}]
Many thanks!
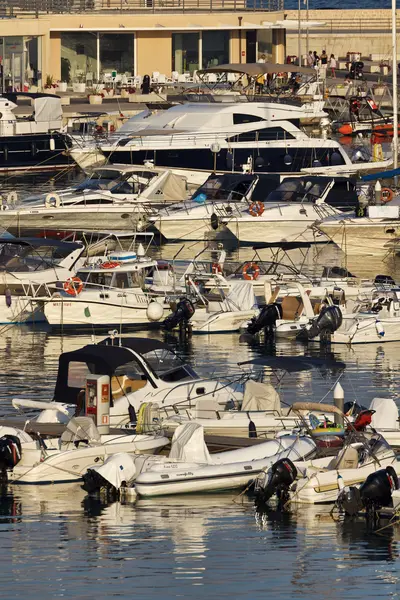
[{"left": 0, "top": 1, "right": 287, "bottom": 91}]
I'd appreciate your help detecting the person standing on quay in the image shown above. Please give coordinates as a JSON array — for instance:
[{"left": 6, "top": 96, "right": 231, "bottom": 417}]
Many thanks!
[
  {"left": 320, "top": 50, "right": 328, "bottom": 72},
  {"left": 307, "top": 51, "right": 314, "bottom": 68},
  {"left": 330, "top": 54, "right": 337, "bottom": 78}
]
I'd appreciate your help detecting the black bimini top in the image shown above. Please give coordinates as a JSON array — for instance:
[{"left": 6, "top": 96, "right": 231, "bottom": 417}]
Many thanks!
[
  {"left": 53, "top": 337, "right": 173, "bottom": 404},
  {"left": 0, "top": 237, "right": 83, "bottom": 251}
]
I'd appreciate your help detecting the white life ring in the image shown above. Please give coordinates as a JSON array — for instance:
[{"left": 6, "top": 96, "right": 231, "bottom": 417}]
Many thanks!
[
  {"left": 45, "top": 192, "right": 61, "bottom": 209},
  {"left": 6, "top": 191, "right": 18, "bottom": 206}
]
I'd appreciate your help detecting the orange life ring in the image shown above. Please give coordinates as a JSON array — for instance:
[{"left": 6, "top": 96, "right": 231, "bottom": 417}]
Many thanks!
[
  {"left": 381, "top": 188, "right": 394, "bottom": 203},
  {"left": 212, "top": 262, "right": 223, "bottom": 275},
  {"left": 101, "top": 261, "right": 120, "bottom": 269},
  {"left": 63, "top": 276, "right": 83, "bottom": 296},
  {"left": 242, "top": 262, "right": 260, "bottom": 281},
  {"left": 249, "top": 201, "right": 265, "bottom": 217}
]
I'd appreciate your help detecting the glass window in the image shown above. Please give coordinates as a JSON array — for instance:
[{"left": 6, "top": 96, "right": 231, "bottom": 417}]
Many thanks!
[
  {"left": 0, "top": 36, "right": 41, "bottom": 93},
  {"left": 100, "top": 33, "right": 134, "bottom": 77},
  {"left": 257, "top": 30, "right": 273, "bottom": 62},
  {"left": 233, "top": 114, "right": 265, "bottom": 125},
  {"left": 172, "top": 33, "right": 199, "bottom": 75},
  {"left": 202, "top": 31, "right": 229, "bottom": 69},
  {"left": 67, "top": 361, "right": 90, "bottom": 388},
  {"left": 61, "top": 32, "right": 97, "bottom": 83}
]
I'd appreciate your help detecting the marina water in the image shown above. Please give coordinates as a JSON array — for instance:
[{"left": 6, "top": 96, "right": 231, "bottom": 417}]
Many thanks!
[{"left": 0, "top": 171, "right": 400, "bottom": 598}]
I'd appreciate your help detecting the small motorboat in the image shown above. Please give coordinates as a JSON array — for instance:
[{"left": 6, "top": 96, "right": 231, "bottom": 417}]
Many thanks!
[
  {"left": 83, "top": 422, "right": 317, "bottom": 497},
  {"left": 256, "top": 433, "right": 400, "bottom": 505},
  {"left": 11, "top": 335, "right": 244, "bottom": 427},
  {"left": 0, "top": 416, "right": 169, "bottom": 485}
]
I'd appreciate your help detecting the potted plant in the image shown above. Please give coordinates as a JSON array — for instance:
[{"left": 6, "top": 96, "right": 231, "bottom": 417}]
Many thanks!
[
  {"left": 57, "top": 81, "right": 68, "bottom": 92},
  {"left": 103, "top": 86, "right": 114, "bottom": 97},
  {"left": 72, "top": 74, "right": 86, "bottom": 94},
  {"left": 88, "top": 85, "right": 104, "bottom": 105},
  {"left": 44, "top": 75, "right": 57, "bottom": 94}
]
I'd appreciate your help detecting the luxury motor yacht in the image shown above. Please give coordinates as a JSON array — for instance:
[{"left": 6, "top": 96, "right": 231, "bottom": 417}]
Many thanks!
[
  {"left": 0, "top": 165, "right": 193, "bottom": 237},
  {"left": 69, "top": 101, "right": 391, "bottom": 177}
]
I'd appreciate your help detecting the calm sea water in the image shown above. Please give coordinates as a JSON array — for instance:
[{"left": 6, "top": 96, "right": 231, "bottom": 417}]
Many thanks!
[{"left": 0, "top": 171, "right": 400, "bottom": 599}]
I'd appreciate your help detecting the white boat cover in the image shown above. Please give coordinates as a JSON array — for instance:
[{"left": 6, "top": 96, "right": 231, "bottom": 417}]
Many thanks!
[
  {"left": 60, "top": 416, "right": 101, "bottom": 445},
  {"left": 34, "top": 97, "right": 62, "bottom": 123},
  {"left": 168, "top": 423, "right": 211, "bottom": 464},
  {"left": 224, "top": 282, "right": 257, "bottom": 312},
  {"left": 369, "top": 397, "right": 400, "bottom": 430},
  {"left": 241, "top": 380, "right": 281, "bottom": 413},
  {"left": 89, "top": 452, "right": 137, "bottom": 490}
]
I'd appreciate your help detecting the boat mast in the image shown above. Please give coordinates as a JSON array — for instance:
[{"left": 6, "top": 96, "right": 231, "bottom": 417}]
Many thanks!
[
  {"left": 298, "top": 0, "right": 302, "bottom": 66},
  {"left": 392, "top": 0, "right": 398, "bottom": 172}
]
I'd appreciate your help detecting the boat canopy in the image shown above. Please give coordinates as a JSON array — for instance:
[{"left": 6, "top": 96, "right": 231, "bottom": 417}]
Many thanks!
[
  {"left": 53, "top": 338, "right": 176, "bottom": 404},
  {"left": 197, "top": 63, "right": 315, "bottom": 77}
]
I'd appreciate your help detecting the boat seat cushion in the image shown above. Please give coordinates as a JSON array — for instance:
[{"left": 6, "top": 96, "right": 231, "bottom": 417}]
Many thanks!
[
  {"left": 281, "top": 296, "right": 304, "bottom": 320},
  {"left": 111, "top": 375, "right": 146, "bottom": 399},
  {"left": 327, "top": 445, "right": 359, "bottom": 470}
]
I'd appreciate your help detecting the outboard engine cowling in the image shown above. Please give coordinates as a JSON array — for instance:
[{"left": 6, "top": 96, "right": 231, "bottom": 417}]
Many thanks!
[
  {"left": 305, "top": 305, "right": 343, "bottom": 340},
  {"left": 163, "top": 298, "right": 195, "bottom": 331},
  {"left": 247, "top": 303, "right": 282, "bottom": 336},
  {"left": 359, "top": 466, "right": 399, "bottom": 512},
  {"left": 257, "top": 458, "right": 297, "bottom": 507},
  {"left": 0, "top": 434, "right": 22, "bottom": 474}
]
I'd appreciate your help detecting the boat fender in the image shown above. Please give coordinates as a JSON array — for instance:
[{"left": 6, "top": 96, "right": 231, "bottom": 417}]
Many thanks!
[
  {"left": 49, "top": 137, "right": 56, "bottom": 151},
  {"left": 212, "top": 262, "right": 223, "bottom": 275},
  {"left": 243, "top": 262, "right": 260, "bottom": 281},
  {"left": 381, "top": 188, "right": 394, "bottom": 204},
  {"left": 6, "top": 191, "right": 18, "bottom": 206},
  {"left": 248, "top": 419, "right": 257, "bottom": 438},
  {"left": 375, "top": 319, "right": 385, "bottom": 337},
  {"left": 63, "top": 276, "right": 83, "bottom": 296},
  {"left": 5, "top": 288, "right": 11, "bottom": 308},
  {"left": 0, "top": 434, "right": 22, "bottom": 474},
  {"left": 210, "top": 213, "right": 219, "bottom": 231},
  {"left": 249, "top": 201, "right": 264, "bottom": 217},
  {"left": 45, "top": 192, "right": 61, "bottom": 209}
]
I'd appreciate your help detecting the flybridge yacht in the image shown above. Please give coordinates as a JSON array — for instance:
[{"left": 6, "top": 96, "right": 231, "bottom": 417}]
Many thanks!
[{"left": 69, "top": 101, "right": 391, "bottom": 176}]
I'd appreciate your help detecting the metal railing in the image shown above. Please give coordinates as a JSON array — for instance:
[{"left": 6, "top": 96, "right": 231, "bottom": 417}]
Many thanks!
[{"left": 1, "top": 0, "right": 283, "bottom": 16}]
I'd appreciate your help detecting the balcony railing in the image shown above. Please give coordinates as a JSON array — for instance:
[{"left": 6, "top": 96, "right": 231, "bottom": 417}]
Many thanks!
[{"left": 0, "top": 0, "right": 283, "bottom": 15}]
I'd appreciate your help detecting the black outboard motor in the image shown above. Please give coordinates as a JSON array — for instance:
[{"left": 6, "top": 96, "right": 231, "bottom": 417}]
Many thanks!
[
  {"left": 0, "top": 435, "right": 22, "bottom": 479},
  {"left": 305, "top": 305, "right": 343, "bottom": 341},
  {"left": 163, "top": 298, "right": 195, "bottom": 331},
  {"left": 256, "top": 458, "right": 297, "bottom": 508},
  {"left": 247, "top": 303, "right": 282, "bottom": 336},
  {"left": 339, "top": 466, "right": 399, "bottom": 519}
]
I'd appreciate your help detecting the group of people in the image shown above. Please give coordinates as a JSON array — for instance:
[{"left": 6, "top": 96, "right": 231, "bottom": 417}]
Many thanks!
[{"left": 306, "top": 50, "right": 337, "bottom": 78}]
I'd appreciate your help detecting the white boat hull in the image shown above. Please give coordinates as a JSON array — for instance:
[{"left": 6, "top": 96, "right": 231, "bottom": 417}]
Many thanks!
[
  {"left": 9, "top": 434, "right": 168, "bottom": 485},
  {"left": 317, "top": 220, "right": 400, "bottom": 257},
  {"left": 225, "top": 218, "right": 328, "bottom": 244},
  {"left": 0, "top": 297, "right": 45, "bottom": 324}
]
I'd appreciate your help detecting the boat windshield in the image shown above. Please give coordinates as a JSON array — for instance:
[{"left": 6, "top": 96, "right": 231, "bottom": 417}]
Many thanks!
[
  {"left": 109, "top": 171, "right": 157, "bottom": 195},
  {"left": 141, "top": 348, "right": 198, "bottom": 381},
  {"left": 0, "top": 242, "right": 73, "bottom": 272},
  {"left": 74, "top": 170, "right": 122, "bottom": 192},
  {"left": 191, "top": 174, "right": 256, "bottom": 203},
  {"left": 266, "top": 179, "right": 328, "bottom": 203}
]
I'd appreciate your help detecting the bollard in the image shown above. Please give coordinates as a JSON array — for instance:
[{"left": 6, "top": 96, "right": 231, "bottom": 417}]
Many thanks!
[{"left": 333, "top": 381, "right": 344, "bottom": 427}]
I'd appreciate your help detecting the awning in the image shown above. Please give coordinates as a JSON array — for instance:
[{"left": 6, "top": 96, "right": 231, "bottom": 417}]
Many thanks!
[{"left": 197, "top": 62, "right": 315, "bottom": 77}]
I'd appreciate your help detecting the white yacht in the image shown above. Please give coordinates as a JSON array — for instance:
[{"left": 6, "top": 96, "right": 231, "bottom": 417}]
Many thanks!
[
  {"left": 221, "top": 178, "right": 343, "bottom": 244},
  {"left": 150, "top": 173, "right": 355, "bottom": 243},
  {"left": 0, "top": 165, "right": 192, "bottom": 237},
  {"left": 0, "top": 237, "right": 85, "bottom": 324},
  {"left": 69, "top": 101, "right": 391, "bottom": 176},
  {"left": 42, "top": 242, "right": 173, "bottom": 328},
  {"left": 316, "top": 201, "right": 400, "bottom": 257}
]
